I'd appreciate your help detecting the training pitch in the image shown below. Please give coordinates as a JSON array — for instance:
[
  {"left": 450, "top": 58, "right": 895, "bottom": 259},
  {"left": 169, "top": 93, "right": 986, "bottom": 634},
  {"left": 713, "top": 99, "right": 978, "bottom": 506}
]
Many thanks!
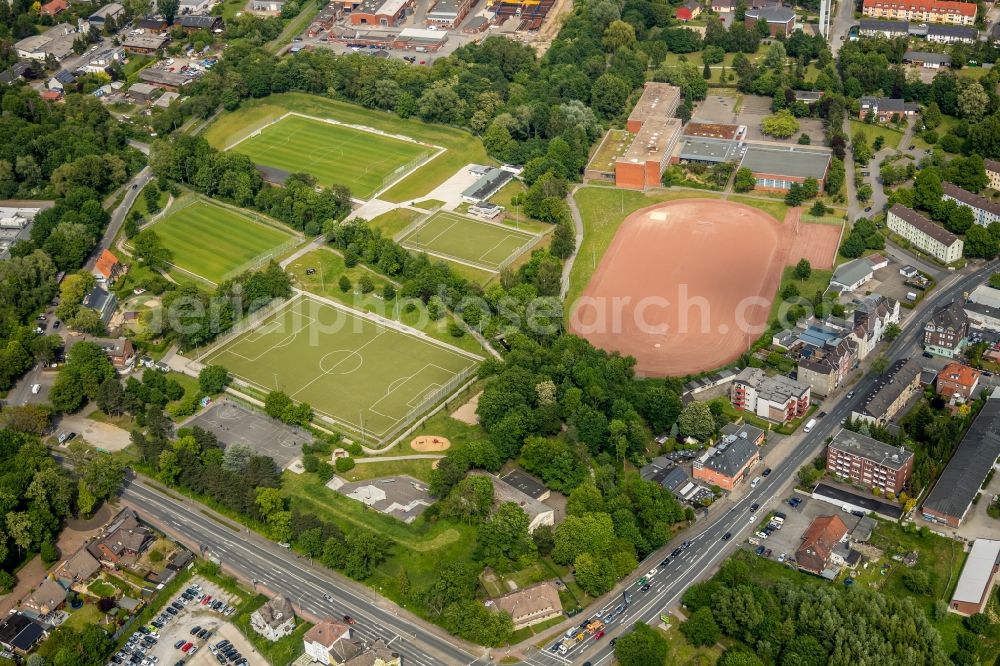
[
  {"left": 201, "top": 295, "right": 479, "bottom": 439},
  {"left": 154, "top": 199, "right": 295, "bottom": 283},
  {"left": 398, "top": 211, "right": 539, "bottom": 272},
  {"left": 231, "top": 114, "right": 431, "bottom": 199}
]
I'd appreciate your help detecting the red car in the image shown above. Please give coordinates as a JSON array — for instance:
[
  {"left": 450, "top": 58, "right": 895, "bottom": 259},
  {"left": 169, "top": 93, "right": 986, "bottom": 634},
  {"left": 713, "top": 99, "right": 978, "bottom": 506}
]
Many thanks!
[
  {"left": 181, "top": 643, "right": 193, "bottom": 653},
  {"left": 342, "top": 615, "right": 356, "bottom": 625},
  {"left": 201, "top": 595, "right": 212, "bottom": 605},
  {"left": 594, "top": 630, "right": 605, "bottom": 640}
]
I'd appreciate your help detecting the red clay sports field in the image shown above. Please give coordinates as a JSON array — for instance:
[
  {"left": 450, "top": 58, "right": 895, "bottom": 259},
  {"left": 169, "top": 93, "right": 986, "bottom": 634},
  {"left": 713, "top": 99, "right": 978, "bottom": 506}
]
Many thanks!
[{"left": 569, "top": 199, "right": 840, "bottom": 377}]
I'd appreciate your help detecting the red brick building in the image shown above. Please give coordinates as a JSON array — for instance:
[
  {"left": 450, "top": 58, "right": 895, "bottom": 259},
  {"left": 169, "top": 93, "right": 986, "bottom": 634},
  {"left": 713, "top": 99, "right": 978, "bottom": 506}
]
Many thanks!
[
  {"left": 692, "top": 430, "right": 761, "bottom": 491},
  {"left": 951, "top": 539, "right": 1000, "bottom": 616},
  {"left": 827, "top": 429, "right": 914, "bottom": 495},
  {"left": 745, "top": 6, "right": 795, "bottom": 36},
  {"left": 349, "top": 0, "right": 411, "bottom": 26}
]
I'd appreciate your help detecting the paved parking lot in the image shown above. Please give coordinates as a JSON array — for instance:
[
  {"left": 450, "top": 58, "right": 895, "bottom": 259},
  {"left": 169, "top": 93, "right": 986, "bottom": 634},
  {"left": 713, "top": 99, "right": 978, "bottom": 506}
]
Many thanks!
[
  {"left": 744, "top": 492, "right": 870, "bottom": 565},
  {"left": 117, "top": 576, "right": 257, "bottom": 666}
]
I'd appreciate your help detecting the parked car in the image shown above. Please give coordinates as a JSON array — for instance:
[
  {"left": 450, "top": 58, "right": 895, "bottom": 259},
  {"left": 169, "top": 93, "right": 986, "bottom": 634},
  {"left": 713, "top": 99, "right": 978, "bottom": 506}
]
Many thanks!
[{"left": 181, "top": 644, "right": 193, "bottom": 653}]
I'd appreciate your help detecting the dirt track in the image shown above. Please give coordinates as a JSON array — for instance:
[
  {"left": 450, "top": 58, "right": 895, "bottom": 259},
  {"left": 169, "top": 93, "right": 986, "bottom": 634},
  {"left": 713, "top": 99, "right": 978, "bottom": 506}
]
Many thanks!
[{"left": 568, "top": 200, "right": 839, "bottom": 377}]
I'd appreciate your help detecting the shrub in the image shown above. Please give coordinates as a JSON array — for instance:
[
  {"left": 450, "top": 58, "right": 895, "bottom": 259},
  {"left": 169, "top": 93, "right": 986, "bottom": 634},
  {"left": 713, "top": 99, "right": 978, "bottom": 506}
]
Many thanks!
[{"left": 335, "top": 456, "right": 355, "bottom": 473}]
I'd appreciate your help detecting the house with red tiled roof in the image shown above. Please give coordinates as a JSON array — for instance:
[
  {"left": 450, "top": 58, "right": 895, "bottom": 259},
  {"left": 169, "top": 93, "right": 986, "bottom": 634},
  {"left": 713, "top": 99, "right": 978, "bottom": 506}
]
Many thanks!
[
  {"left": 40, "top": 90, "right": 62, "bottom": 102},
  {"left": 40, "top": 0, "right": 68, "bottom": 16},
  {"left": 862, "top": 0, "right": 976, "bottom": 24},
  {"left": 92, "top": 249, "right": 124, "bottom": 285},
  {"left": 937, "top": 362, "right": 981, "bottom": 402},
  {"left": 797, "top": 514, "right": 848, "bottom": 575}
]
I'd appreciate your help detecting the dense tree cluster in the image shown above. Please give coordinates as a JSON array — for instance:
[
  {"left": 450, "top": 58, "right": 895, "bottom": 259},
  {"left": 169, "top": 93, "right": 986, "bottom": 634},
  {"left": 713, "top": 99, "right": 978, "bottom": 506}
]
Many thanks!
[{"left": 684, "top": 557, "right": 949, "bottom": 665}]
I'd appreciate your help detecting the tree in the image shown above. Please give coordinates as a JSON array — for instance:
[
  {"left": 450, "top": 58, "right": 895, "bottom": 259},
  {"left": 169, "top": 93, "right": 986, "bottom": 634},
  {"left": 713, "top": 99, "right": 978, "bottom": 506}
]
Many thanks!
[
  {"left": 923, "top": 101, "right": 942, "bottom": 129},
  {"left": 761, "top": 110, "right": 799, "bottom": 138},
  {"left": 476, "top": 502, "right": 532, "bottom": 569},
  {"left": 958, "top": 82, "right": 989, "bottom": 121},
  {"left": 734, "top": 167, "right": 755, "bottom": 192},
  {"left": 590, "top": 73, "right": 631, "bottom": 119},
  {"left": 794, "top": 258, "right": 812, "bottom": 280},
  {"left": 678, "top": 401, "right": 715, "bottom": 441},
  {"left": 574, "top": 552, "right": 614, "bottom": 596},
  {"left": 703, "top": 61, "right": 711, "bottom": 79},
  {"left": 870, "top": 354, "right": 889, "bottom": 376},
  {"left": 83, "top": 454, "right": 125, "bottom": 501},
  {"left": 681, "top": 606, "right": 721, "bottom": 647},
  {"left": 131, "top": 229, "right": 171, "bottom": 271},
  {"left": 551, "top": 221, "right": 575, "bottom": 259},
  {"left": 358, "top": 274, "right": 374, "bottom": 294},
  {"left": 914, "top": 168, "right": 943, "bottom": 212},
  {"left": 966, "top": 225, "right": 999, "bottom": 259},
  {"left": 884, "top": 323, "right": 900, "bottom": 341},
  {"left": 199, "top": 365, "right": 230, "bottom": 394},
  {"left": 615, "top": 623, "right": 670, "bottom": 666},
  {"left": 77, "top": 478, "right": 96, "bottom": 517},
  {"left": 809, "top": 200, "right": 827, "bottom": 217},
  {"left": 157, "top": 0, "right": 179, "bottom": 22},
  {"left": 338, "top": 275, "right": 351, "bottom": 293},
  {"left": 602, "top": 20, "right": 636, "bottom": 51},
  {"left": 96, "top": 377, "right": 124, "bottom": 415}
]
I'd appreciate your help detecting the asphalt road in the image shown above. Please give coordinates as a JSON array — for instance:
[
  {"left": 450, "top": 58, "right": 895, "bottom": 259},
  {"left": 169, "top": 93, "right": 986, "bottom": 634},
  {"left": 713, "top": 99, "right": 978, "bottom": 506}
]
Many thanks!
[
  {"left": 86, "top": 164, "right": 152, "bottom": 271},
  {"left": 524, "top": 260, "right": 998, "bottom": 666},
  {"left": 119, "top": 476, "right": 486, "bottom": 666},
  {"left": 119, "top": 261, "right": 995, "bottom": 666}
]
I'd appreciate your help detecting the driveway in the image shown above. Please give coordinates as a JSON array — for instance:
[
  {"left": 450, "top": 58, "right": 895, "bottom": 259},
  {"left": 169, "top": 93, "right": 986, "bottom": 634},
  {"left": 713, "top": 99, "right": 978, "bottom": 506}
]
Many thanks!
[{"left": 59, "top": 414, "right": 132, "bottom": 451}]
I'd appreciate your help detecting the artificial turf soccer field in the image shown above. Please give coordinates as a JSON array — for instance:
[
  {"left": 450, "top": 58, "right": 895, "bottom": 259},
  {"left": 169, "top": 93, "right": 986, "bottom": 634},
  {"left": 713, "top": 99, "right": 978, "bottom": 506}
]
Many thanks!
[
  {"left": 202, "top": 295, "right": 479, "bottom": 438},
  {"left": 154, "top": 200, "right": 295, "bottom": 283},
  {"left": 398, "top": 211, "right": 538, "bottom": 272},
  {"left": 231, "top": 115, "right": 430, "bottom": 199}
]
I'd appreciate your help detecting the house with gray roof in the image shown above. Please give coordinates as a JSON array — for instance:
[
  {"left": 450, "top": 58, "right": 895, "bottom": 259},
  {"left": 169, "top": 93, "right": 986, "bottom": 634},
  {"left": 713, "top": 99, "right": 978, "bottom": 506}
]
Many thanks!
[
  {"left": 676, "top": 138, "right": 742, "bottom": 164},
  {"left": 904, "top": 50, "right": 952, "bottom": 68},
  {"left": 461, "top": 168, "right": 514, "bottom": 204},
  {"left": 744, "top": 6, "right": 794, "bottom": 36},
  {"left": 859, "top": 96, "right": 919, "bottom": 122},
  {"left": 692, "top": 431, "right": 761, "bottom": 491},
  {"left": 887, "top": 204, "right": 963, "bottom": 264},
  {"left": 943, "top": 181, "right": 1000, "bottom": 228},
  {"left": 850, "top": 358, "right": 922, "bottom": 427},
  {"left": 927, "top": 24, "right": 977, "bottom": 43},
  {"left": 831, "top": 256, "right": 876, "bottom": 292},
  {"left": 950, "top": 539, "right": 1000, "bottom": 615},
  {"left": 859, "top": 18, "right": 909, "bottom": 37}
]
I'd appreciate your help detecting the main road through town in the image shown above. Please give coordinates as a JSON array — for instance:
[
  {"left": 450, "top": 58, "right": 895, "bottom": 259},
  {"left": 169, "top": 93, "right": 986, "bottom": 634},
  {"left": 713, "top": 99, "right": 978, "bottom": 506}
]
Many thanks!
[{"left": 120, "top": 260, "right": 996, "bottom": 666}]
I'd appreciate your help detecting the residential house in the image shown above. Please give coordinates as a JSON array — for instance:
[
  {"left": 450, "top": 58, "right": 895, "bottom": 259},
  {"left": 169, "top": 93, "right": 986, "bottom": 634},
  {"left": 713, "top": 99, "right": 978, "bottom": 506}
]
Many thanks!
[
  {"left": 0, "top": 62, "right": 34, "bottom": 86},
  {"left": 950, "top": 539, "right": 1000, "bottom": 615},
  {"left": 676, "top": 0, "right": 702, "bottom": 21},
  {"left": 0, "top": 614, "right": 46, "bottom": 654},
  {"left": 93, "top": 249, "right": 124, "bottom": 284},
  {"left": 86, "top": 507, "right": 153, "bottom": 566},
  {"left": 83, "top": 287, "right": 117, "bottom": 326},
  {"left": 719, "top": 422, "right": 767, "bottom": 447},
  {"left": 499, "top": 469, "right": 550, "bottom": 501},
  {"left": 859, "top": 96, "right": 920, "bottom": 122},
  {"left": 903, "top": 50, "right": 952, "bottom": 68},
  {"left": 64, "top": 335, "right": 135, "bottom": 369},
  {"left": 886, "top": 204, "right": 964, "bottom": 263},
  {"left": 40, "top": 0, "right": 68, "bottom": 16},
  {"left": 936, "top": 362, "right": 981, "bottom": 402},
  {"left": 924, "top": 300, "right": 969, "bottom": 357},
  {"left": 827, "top": 428, "right": 914, "bottom": 495},
  {"left": 797, "top": 337, "right": 856, "bottom": 397},
  {"left": 47, "top": 69, "right": 75, "bottom": 92},
  {"left": 303, "top": 621, "right": 351, "bottom": 665},
  {"left": 137, "top": 17, "right": 170, "bottom": 32},
  {"left": 859, "top": 18, "right": 909, "bottom": 37},
  {"left": 488, "top": 582, "right": 562, "bottom": 630},
  {"left": 986, "top": 158, "right": 1000, "bottom": 191},
  {"left": 744, "top": 6, "right": 795, "bottom": 36},
  {"left": 923, "top": 390, "right": 1000, "bottom": 527},
  {"left": 850, "top": 294, "right": 899, "bottom": 360},
  {"left": 830, "top": 254, "right": 885, "bottom": 292},
  {"left": 40, "top": 90, "right": 62, "bottom": 103},
  {"left": 850, "top": 357, "right": 922, "bottom": 426},
  {"left": 692, "top": 430, "right": 761, "bottom": 491},
  {"left": 730, "top": 367, "right": 811, "bottom": 423},
  {"left": 712, "top": 0, "right": 734, "bottom": 11},
  {"left": 861, "top": 0, "right": 976, "bottom": 24},
  {"left": 926, "top": 23, "right": 978, "bottom": 42},
  {"left": 56, "top": 549, "right": 101, "bottom": 589},
  {"left": 796, "top": 514, "right": 849, "bottom": 576},
  {"left": 23, "top": 578, "right": 69, "bottom": 615},
  {"left": 250, "top": 596, "right": 296, "bottom": 642},
  {"left": 794, "top": 90, "right": 823, "bottom": 104},
  {"left": 942, "top": 181, "right": 1000, "bottom": 228},
  {"left": 123, "top": 33, "right": 170, "bottom": 54}
]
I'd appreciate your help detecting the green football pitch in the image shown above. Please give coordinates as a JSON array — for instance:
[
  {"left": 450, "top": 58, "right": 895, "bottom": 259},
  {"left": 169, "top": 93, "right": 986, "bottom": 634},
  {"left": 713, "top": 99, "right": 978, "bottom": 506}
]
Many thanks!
[
  {"left": 202, "top": 295, "right": 479, "bottom": 439},
  {"left": 398, "top": 211, "right": 539, "bottom": 272},
  {"left": 154, "top": 199, "right": 296, "bottom": 283},
  {"left": 231, "top": 114, "right": 431, "bottom": 199}
]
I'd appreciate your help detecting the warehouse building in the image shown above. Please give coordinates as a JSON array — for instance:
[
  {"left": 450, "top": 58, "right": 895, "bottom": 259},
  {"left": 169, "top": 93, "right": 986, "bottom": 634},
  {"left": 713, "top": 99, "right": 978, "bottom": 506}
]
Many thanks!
[{"left": 950, "top": 539, "right": 1000, "bottom": 615}]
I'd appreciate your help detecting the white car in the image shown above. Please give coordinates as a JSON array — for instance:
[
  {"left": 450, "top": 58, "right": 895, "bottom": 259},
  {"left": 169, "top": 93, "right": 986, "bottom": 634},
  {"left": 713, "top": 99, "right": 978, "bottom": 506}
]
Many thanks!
[
  {"left": 778, "top": 553, "right": 786, "bottom": 563},
  {"left": 646, "top": 568, "right": 658, "bottom": 579},
  {"left": 324, "top": 593, "right": 333, "bottom": 602},
  {"left": 31, "top": 384, "right": 40, "bottom": 394}
]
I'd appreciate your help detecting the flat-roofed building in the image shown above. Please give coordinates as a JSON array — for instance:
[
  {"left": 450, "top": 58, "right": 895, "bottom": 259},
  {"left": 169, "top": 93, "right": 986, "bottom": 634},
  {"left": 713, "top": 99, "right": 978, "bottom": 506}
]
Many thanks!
[
  {"left": 615, "top": 117, "right": 682, "bottom": 190},
  {"left": 731, "top": 367, "right": 811, "bottom": 422},
  {"left": 15, "top": 23, "right": 76, "bottom": 61},
  {"left": 675, "top": 137, "right": 742, "bottom": 164},
  {"left": 827, "top": 428, "right": 914, "bottom": 494},
  {"left": 943, "top": 181, "right": 1000, "bottom": 228},
  {"left": 682, "top": 122, "right": 745, "bottom": 140},
  {"left": 626, "top": 82, "right": 680, "bottom": 132},
  {"left": 350, "top": 0, "right": 412, "bottom": 26},
  {"left": 425, "top": 0, "right": 475, "bottom": 27},
  {"left": 887, "top": 204, "right": 963, "bottom": 263},
  {"left": 480, "top": 472, "right": 554, "bottom": 532},
  {"left": 951, "top": 539, "right": 1000, "bottom": 615},
  {"left": 739, "top": 144, "right": 831, "bottom": 193},
  {"left": 123, "top": 33, "right": 170, "bottom": 54}
]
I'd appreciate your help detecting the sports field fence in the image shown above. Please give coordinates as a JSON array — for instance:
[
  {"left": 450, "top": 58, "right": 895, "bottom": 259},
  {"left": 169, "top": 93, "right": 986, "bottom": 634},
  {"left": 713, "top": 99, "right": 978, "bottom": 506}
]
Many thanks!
[
  {"left": 375, "top": 363, "right": 479, "bottom": 447},
  {"left": 221, "top": 235, "right": 303, "bottom": 282},
  {"left": 392, "top": 211, "right": 434, "bottom": 243},
  {"left": 224, "top": 113, "right": 289, "bottom": 151},
  {"left": 378, "top": 150, "right": 435, "bottom": 192},
  {"left": 497, "top": 233, "right": 544, "bottom": 273},
  {"left": 190, "top": 296, "right": 289, "bottom": 363}
]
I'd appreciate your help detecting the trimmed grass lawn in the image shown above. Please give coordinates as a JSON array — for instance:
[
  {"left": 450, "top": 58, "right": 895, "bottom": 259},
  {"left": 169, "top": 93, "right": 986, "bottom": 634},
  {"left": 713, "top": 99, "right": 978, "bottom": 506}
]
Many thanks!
[
  {"left": 912, "top": 114, "right": 962, "bottom": 151},
  {"left": 231, "top": 114, "right": 429, "bottom": 198},
  {"left": 396, "top": 391, "right": 488, "bottom": 455},
  {"left": 87, "top": 579, "right": 118, "bottom": 597},
  {"left": 849, "top": 119, "right": 904, "bottom": 150},
  {"left": 62, "top": 603, "right": 104, "bottom": 632},
  {"left": 203, "top": 93, "right": 491, "bottom": 204},
  {"left": 769, "top": 264, "right": 832, "bottom": 322},
  {"left": 399, "top": 211, "right": 538, "bottom": 272},
  {"left": 153, "top": 197, "right": 296, "bottom": 283},
  {"left": 202, "top": 294, "right": 478, "bottom": 440},
  {"left": 660, "top": 47, "right": 765, "bottom": 84},
  {"left": 368, "top": 207, "right": 420, "bottom": 239},
  {"left": 285, "top": 247, "right": 484, "bottom": 355},
  {"left": 412, "top": 199, "right": 444, "bottom": 210},
  {"left": 130, "top": 184, "right": 169, "bottom": 219},
  {"left": 234, "top": 596, "right": 313, "bottom": 665},
  {"left": 341, "top": 458, "right": 437, "bottom": 483},
  {"left": 567, "top": 186, "right": 724, "bottom": 308},
  {"left": 728, "top": 195, "right": 788, "bottom": 221}
]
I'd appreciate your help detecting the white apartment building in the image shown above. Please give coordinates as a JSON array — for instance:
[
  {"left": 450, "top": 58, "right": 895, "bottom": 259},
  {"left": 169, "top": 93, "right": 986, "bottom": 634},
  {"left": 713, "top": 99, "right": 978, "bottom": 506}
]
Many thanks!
[{"left": 887, "top": 204, "right": 964, "bottom": 264}]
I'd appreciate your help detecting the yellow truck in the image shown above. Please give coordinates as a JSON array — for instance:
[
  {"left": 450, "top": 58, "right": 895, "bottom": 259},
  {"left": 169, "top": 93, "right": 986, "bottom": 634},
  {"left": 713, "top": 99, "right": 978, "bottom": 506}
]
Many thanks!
[{"left": 586, "top": 619, "right": 605, "bottom": 635}]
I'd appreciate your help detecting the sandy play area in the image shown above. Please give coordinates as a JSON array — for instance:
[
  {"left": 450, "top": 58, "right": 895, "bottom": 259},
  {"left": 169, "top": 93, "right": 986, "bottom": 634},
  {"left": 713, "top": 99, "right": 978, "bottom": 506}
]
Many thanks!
[
  {"left": 568, "top": 199, "right": 839, "bottom": 377},
  {"left": 411, "top": 436, "right": 451, "bottom": 452}
]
